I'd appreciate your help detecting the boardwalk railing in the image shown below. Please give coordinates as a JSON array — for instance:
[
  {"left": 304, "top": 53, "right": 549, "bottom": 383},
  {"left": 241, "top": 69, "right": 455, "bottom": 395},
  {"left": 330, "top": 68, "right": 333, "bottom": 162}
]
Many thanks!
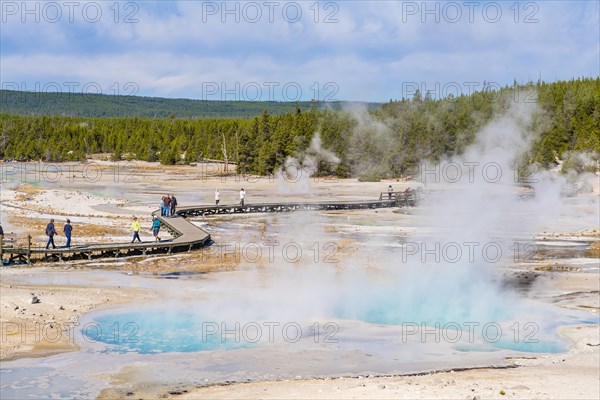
[
  {"left": 176, "top": 199, "right": 403, "bottom": 218},
  {"left": 3, "top": 213, "right": 211, "bottom": 264},
  {"left": 2, "top": 196, "right": 420, "bottom": 264},
  {"left": 378, "top": 191, "right": 421, "bottom": 206}
]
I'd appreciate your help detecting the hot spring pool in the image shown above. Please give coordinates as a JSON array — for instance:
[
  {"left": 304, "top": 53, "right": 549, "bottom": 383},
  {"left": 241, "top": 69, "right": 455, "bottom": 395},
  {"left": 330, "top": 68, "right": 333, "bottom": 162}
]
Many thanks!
[
  {"left": 84, "top": 310, "right": 251, "bottom": 354},
  {"left": 83, "top": 303, "right": 598, "bottom": 355}
]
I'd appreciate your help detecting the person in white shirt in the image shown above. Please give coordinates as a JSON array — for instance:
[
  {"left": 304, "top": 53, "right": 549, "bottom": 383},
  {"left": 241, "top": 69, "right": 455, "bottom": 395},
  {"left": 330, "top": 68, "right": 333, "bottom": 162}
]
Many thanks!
[{"left": 239, "top": 188, "right": 246, "bottom": 206}]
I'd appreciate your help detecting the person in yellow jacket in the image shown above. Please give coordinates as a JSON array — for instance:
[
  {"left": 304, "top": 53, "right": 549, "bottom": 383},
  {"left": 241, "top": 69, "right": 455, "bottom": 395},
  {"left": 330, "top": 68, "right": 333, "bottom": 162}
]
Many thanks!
[{"left": 131, "top": 216, "right": 142, "bottom": 243}]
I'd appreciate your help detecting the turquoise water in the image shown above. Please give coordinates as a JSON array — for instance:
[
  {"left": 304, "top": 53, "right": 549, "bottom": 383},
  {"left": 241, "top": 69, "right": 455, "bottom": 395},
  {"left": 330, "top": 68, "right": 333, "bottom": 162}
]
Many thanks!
[
  {"left": 84, "top": 310, "right": 251, "bottom": 354},
  {"left": 331, "top": 281, "right": 599, "bottom": 354},
  {"left": 85, "top": 306, "right": 598, "bottom": 355}
]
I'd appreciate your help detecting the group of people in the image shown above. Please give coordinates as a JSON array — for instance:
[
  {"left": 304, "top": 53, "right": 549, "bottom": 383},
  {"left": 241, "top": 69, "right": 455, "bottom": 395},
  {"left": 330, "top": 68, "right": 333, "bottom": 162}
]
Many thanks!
[
  {"left": 130, "top": 215, "right": 162, "bottom": 243},
  {"left": 42, "top": 214, "right": 158, "bottom": 249},
  {"left": 159, "top": 194, "right": 178, "bottom": 217},
  {"left": 387, "top": 184, "right": 423, "bottom": 200},
  {"left": 42, "top": 189, "right": 253, "bottom": 249},
  {"left": 44, "top": 219, "right": 73, "bottom": 249},
  {"left": 214, "top": 188, "right": 246, "bottom": 206}
]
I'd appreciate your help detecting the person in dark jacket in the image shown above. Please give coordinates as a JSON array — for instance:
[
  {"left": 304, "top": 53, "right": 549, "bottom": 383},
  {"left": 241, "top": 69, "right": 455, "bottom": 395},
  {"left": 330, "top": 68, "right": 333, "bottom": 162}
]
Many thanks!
[
  {"left": 0, "top": 223, "right": 4, "bottom": 237},
  {"left": 164, "top": 196, "right": 172, "bottom": 218},
  {"left": 170, "top": 194, "right": 177, "bottom": 217},
  {"left": 45, "top": 219, "right": 57, "bottom": 249},
  {"left": 63, "top": 219, "right": 73, "bottom": 248}
]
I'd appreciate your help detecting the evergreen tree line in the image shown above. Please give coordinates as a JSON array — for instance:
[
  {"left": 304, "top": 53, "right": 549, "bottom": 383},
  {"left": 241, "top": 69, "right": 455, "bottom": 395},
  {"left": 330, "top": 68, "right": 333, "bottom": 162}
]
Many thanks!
[
  {"left": 1, "top": 78, "right": 598, "bottom": 179},
  {"left": 0, "top": 90, "right": 379, "bottom": 119}
]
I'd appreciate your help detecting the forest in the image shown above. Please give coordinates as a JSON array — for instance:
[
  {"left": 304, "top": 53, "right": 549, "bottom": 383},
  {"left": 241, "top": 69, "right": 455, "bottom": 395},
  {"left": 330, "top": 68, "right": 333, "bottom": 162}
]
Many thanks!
[
  {"left": 0, "top": 90, "right": 378, "bottom": 119},
  {"left": 1, "top": 78, "right": 598, "bottom": 180}
]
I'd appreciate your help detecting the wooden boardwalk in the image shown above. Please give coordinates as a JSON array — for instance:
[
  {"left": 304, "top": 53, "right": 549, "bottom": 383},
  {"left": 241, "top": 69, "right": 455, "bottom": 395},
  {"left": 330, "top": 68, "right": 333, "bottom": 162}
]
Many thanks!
[
  {"left": 3, "top": 214, "right": 211, "bottom": 264},
  {"left": 1, "top": 194, "right": 420, "bottom": 264}
]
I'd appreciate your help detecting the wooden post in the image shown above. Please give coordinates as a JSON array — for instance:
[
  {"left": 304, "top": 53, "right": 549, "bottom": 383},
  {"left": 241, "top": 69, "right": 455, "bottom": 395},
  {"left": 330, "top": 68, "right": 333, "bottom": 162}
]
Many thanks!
[{"left": 27, "top": 235, "right": 32, "bottom": 265}]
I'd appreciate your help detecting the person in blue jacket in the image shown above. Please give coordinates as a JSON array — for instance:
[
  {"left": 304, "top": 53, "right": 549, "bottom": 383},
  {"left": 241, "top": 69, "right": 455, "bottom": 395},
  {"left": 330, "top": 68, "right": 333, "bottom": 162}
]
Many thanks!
[
  {"left": 63, "top": 219, "right": 73, "bottom": 248},
  {"left": 152, "top": 215, "right": 161, "bottom": 242},
  {"left": 45, "top": 219, "right": 57, "bottom": 249}
]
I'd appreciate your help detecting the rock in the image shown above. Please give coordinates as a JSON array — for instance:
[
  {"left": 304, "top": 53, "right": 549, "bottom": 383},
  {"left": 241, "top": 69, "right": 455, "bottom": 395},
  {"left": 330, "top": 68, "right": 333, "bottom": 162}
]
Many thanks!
[
  {"left": 378, "top": 384, "right": 387, "bottom": 389},
  {"left": 31, "top": 296, "right": 41, "bottom": 304},
  {"left": 59, "top": 306, "right": 65, "bottom": 310},
  {"left": 511, "top": 385, "right": 530, "bottom": 390}
]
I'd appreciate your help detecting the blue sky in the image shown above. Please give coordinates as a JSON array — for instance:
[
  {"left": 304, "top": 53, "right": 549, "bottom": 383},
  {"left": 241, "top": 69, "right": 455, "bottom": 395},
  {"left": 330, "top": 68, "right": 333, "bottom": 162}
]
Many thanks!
[{"left": 1, "top": 0, "right": 598, "bottom": 102}]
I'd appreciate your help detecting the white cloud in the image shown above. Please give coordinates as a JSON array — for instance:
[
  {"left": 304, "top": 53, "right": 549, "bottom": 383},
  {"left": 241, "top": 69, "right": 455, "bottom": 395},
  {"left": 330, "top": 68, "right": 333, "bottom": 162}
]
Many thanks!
[{"left": 1, "top": 0, "right": 597, "bottom": 101}]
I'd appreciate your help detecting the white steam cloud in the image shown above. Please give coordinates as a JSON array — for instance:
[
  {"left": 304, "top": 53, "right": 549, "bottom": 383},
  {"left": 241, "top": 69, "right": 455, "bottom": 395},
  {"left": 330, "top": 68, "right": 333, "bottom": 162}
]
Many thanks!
[
  {"left": 114, "top": 98, "right": 598, "bottom": 362},
  {"left": 275, "top": 132, "right": 339, "bottom": 195}
]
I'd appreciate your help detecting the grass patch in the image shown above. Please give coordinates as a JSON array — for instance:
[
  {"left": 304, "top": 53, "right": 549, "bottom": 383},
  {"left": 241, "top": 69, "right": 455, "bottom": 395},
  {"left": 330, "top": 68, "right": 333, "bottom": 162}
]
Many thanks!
[
  {"left": 585, "top": 241, "right": 600, "bottom": 258},
  {"left": 534, "top": 264, "right": 581, "bottom": 272},
  {"left": 7, "top": 215, "right": 129, "bottom": 246}
]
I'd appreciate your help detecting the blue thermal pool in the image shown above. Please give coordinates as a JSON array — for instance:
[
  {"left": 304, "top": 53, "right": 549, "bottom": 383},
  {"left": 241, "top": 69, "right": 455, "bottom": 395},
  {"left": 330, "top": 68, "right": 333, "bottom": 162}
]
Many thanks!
[{"left": 83, "top": 310, "right": 251, "bottom": 354}]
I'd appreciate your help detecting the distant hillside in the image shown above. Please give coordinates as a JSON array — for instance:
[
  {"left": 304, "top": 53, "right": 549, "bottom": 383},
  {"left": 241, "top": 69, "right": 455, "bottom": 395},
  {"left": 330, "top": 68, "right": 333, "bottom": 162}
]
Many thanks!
[{"left": 0, "top": 90, "right": 380, "bottom": 119}]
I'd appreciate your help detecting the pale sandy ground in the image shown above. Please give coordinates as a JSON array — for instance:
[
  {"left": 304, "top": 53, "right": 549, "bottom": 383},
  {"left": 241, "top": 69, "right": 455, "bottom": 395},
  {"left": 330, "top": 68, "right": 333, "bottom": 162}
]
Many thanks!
[
  {"left": 0, "top": 273, "right": 152, "bottom": 361},
  {"left": 1, "top": 161, "right": 598, "bottom": 399}
]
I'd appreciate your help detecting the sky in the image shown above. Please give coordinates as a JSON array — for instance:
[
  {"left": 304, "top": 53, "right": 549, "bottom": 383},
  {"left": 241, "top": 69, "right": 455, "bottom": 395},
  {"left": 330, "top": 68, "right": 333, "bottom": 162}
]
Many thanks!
[{"left": 1, "top": 0, "right": 598, "bottom": 102}]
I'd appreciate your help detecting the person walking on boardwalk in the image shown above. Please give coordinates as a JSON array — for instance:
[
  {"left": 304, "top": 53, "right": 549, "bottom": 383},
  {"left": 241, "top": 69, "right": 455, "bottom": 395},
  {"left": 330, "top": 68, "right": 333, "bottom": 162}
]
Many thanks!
[
  {"left": 164, "top": 195, "right": 172, "bottom": 218},
  {"left": 239, "top": 188, "right": 245, "bottom": 206},
  {"left": 170, "top": 194, "right": 178, "bottom": 217},
  {"left": 131, "top": 216, "right": 142, "bottom": 243},
  {"left": 388, "top": 185, "right": 393, "bottom": 200},
  {"left": 63, "top": 219, "right": 73, "bottom": 248},
  {"left": 45, "top": 218, "right": 57, "bottom": 249},
  {"left": 215, "top": 189, "right": 220, "bottom": 206},
  {"left": 160, "top": 196, "right": 166, "bottom": 216},
  {"left": 151, "top": 215, "right": 161, "bottom": 242}
]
